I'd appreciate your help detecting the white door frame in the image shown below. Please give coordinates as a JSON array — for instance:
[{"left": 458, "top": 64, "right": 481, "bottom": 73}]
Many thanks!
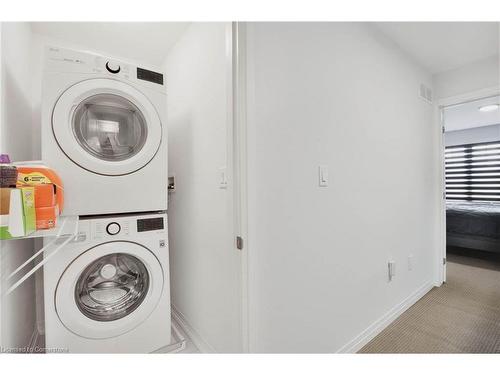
[
  {"left": 231, "top": 21, "right": 250, "bottom": 353},
  {"left": 435, "top": 85, "right": 500, "bottom": 285}
]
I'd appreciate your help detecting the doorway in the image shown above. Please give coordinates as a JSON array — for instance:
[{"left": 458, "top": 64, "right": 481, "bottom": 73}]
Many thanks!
[{"left": 438, "top": 89, "right": 500, "bottom": 283}]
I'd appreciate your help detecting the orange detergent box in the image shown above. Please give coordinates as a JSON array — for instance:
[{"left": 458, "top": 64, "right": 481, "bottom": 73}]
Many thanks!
[
  {"left": 35, "top": 205, "right": 57, "bottom": 230},
  {"left": 15, "top": 164, "right": 64, "bottom": 214},
  {"left": 34, "top": 184, "right": 56, "bottom": 208},
  {"left": 34, "top": 184, "right": 58, "bottom": 229}
]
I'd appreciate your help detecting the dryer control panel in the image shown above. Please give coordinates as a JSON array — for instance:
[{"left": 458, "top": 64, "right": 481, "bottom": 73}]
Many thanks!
[{"left": 44, "top": 46, "right": 166, "bottom": 94}]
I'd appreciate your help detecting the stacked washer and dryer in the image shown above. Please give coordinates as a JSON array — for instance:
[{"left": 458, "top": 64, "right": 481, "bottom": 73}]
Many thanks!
[{"left": 41, "top": 47, "right": 171, "bottom": 353}]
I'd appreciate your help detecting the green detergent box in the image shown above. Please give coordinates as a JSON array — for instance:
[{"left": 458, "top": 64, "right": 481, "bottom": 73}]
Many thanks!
[{"left": 0, "top": 187, "right": 36, "bottom": 239}]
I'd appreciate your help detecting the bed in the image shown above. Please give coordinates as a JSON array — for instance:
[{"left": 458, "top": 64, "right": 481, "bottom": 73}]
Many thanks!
[{"left": 446, "top": 201, "right": 500, "bottom": 253}]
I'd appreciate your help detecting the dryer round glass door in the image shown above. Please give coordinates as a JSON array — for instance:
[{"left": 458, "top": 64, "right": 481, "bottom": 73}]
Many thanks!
[
  {"left": 55, "top": 241, "right": 164, "bottom": 339},
  {"left": 72, "top": 94, "right": 148, "bottom": 162},
  {"left": 52, "top": 79, "right": 162, "bottom": 176}
]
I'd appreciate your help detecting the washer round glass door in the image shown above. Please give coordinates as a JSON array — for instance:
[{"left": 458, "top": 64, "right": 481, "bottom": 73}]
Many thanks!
[
  {"left": 75, "top": 253, "right": 149, "bottom": 322},
  {"left": 52, "top": 79, "right": 162, "bottom": 176},
  {"left": 56, "top": 241, "right": 164, "bottom": 339}
]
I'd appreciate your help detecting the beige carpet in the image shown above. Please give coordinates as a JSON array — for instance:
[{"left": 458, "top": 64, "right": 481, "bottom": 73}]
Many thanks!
[{"left": 359, "top": 253, "right": 500, "bottom": 353}]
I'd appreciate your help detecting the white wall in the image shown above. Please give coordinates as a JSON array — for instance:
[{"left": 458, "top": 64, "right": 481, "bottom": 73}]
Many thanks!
[
  {"left": 433, "top": 55, "right": 499, "bottom": 99},
  {"left": 0, "top": 22, "right": 37, "bottom": 350},
  {"left": 245, "top": 22, "right": 438, "bottom": 353},
  {"left": 165, "top": 23, "right": 243, "bottom": 352},
  {"left": 445, "top": 123, "right": 500, "bottom": 146}
]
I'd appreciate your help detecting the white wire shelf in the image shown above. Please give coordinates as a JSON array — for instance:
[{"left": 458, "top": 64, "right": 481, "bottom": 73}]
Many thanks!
[
  {"left": 2, "top": 215, "right": 79, "bottom": 240},
  {"left": 2, "top": 215, "right": 79, "bottom": 295}
]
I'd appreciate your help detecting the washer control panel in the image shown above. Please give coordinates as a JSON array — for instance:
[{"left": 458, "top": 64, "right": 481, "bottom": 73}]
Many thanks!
[
  {"left": 106, "top": 222, "right": 121, "bottom": 235},
  {"left": 137, "top": 217, "right": 164, "bottom": 232},
  {"left": 93, "top": 220, "right": 129, "bottom": 240},
  {"left": 88, "top": 214, "right": 166, "bottom": 240}
]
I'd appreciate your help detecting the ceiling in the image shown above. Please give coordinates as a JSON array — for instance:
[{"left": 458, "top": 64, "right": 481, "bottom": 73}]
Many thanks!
[
  {"left": 374, "top": 22, "right": 499, "bottom": 74},
  {"left": 31, "top": 22, "right": 190, "bottom": 66},
  {"left": 444, "top": 95, "right": 500, "bottom": 132}
]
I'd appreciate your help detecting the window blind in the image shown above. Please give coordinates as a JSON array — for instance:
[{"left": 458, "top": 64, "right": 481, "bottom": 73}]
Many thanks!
[{"left": 445, "top": 140, "right": 500, "bottom": 202}]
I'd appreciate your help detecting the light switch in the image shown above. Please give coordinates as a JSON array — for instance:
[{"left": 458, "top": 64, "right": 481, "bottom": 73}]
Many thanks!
[
  {"left": 219, "top": 167, "right": 228, "bottom": 189},
  {"left": 388, "top": 261, "right": 396, "bottom": 281},
  {"left": 319, "top": 165, "right": 328, "bottom": 187}
]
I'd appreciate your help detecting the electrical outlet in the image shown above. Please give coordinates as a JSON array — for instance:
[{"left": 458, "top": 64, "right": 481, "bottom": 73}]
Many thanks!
[
  {"left": 388, "top": 261, "right": 396, "bottom": 281},
  {"left": 408, "top": 255, "right": 414, "bottom": 271},
  {"left": 168, "top": 175, "right": 176, "bottom": 193}
]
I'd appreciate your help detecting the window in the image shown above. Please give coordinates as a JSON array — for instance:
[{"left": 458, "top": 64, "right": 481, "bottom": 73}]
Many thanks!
[{"left": 445, "top": 141, "right": 500, "bottom": 202}]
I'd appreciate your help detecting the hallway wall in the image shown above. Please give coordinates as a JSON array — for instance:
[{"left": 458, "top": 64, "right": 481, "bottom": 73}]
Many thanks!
[{"left": 245, "top": 22, "right": 438, "bottom": 352}]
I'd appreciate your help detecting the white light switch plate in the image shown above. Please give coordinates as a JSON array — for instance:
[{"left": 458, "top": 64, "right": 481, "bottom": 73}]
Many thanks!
[
  {"left": 319, "top": 165, "right": 328, "bottom": 187},
  {"left": 388, "top": 260, "right": 396, "bottom": 281},
  {"left": 219, "top": 167, "right": 228, "bottom": 189}
]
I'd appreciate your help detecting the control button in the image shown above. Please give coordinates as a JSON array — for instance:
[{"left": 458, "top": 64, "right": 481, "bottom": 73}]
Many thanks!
[
  {"left": 106, "top": 61, "right": 121, "bottom": 74},
  {"left": 106, "top": 222, "right": 121, "bottom": 235}
]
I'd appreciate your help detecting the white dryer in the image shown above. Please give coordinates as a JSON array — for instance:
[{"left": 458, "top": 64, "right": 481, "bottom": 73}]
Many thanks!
[
  {"left": 41, "top": 46, "right": 167, "bottom": 216},
  {"left": 43, "top": 212, "right": 171, "bottom": 353}
]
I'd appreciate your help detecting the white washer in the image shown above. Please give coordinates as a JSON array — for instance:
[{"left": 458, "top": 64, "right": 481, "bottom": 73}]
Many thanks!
[
  {"left": 43, "top": 213, "right": 171, "bottom": 353},
  {"left": 41, "top": 46, "right": 167, "bottom": 216}
]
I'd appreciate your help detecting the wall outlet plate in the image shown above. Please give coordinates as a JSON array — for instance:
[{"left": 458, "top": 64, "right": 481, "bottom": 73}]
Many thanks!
[
  {"left": 168, "top": 175, "right": 176, "bottom": 193},
  {"left": 319, "top": 165, "right": 328, "bottom": 187},
  {"left": 219, "top": 167, "right": 228, "bottom": 189}
]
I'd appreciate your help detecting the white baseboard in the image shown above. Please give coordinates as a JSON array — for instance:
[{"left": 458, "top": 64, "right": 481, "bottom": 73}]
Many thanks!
[
  {"left": 337, "top": 280, "right": 435, "bottom": 353},
  {"left": 171, "top": 304, "right": 216, "bottom": 353}
]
